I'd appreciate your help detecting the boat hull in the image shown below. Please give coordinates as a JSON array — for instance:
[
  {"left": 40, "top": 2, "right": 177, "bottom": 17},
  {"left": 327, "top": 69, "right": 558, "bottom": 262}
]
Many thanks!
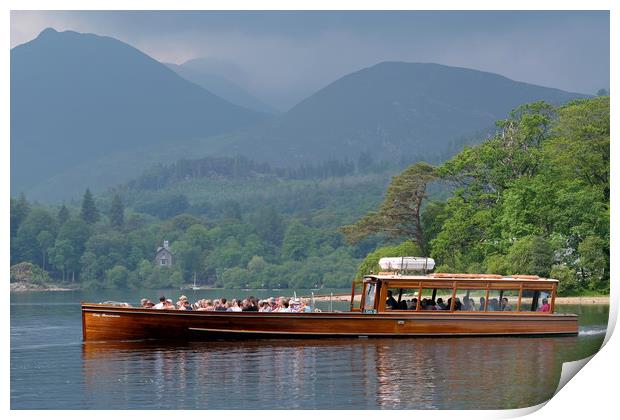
[{"left": 81, "top": 303, "right": 579, "bottom": 341}]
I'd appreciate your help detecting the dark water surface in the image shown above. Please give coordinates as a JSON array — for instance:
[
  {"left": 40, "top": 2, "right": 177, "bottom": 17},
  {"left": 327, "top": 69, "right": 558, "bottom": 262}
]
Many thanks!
[{"left": 11, "top": 289, "right": 609, "bottom": 409}]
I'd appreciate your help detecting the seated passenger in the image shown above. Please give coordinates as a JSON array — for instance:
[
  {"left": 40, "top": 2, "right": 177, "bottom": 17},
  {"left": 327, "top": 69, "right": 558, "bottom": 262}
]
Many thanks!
[
  {"left": 398, "top": 300, "right": 408, "bottom": 310},
  {"left": 500, "top": 297, "right": 513, "bottom": 311},
  {"left": 163, "top": 299, "right": 176, "bottom": 309},
  {"left": 177, "top": 295, "right": 192, "bottom": 310},
  {"left": 463, "top": 298, "right": 473, "bottom": 311},
  {"left": 538, "top": 298, "right": 551, "bottom": 312},
  {"left": 290, "top": 298, "right": 302, "bottom": 312},
  {"left": 408, "top": 298, "right": 418, "bottom": 310},
  {"left": 302, "top": 298, "right": 313, "bottom": 313},
  {"left": 215, "top": 298, "right": 228, "bottom": 311},
  {"left": 386, "top": 290, "right": 398, "bottom": 309},
  {"left": 478, "top": 297, "right": 486, "bottom": 311},
  {"left": 153, "top": 296, "right": 166, "bottom": 309},
  {"left": 435, "top": 298, "right": 447, "bottom": 310},
  {"left": 197, "top": 299, "right": 215, "bottom": 311},
  {"left": 232, "top": 299, "right": 244, "bottom": 312},
  {"left": 454, "top": 297, "right": 462, "bottom": 311}
]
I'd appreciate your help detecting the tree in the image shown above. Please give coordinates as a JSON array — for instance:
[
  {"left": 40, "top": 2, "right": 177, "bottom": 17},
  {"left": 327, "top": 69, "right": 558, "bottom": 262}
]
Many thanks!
[
  {"left": 36, "top": 230, "right": 54, "bottom": 270},
  {"left": 10, "top": 193, "right": 30, "bottom": 238},
  {"left": 109, "top": 195, "right": 125, "bottom": 228},
  {"left": 14, "top": 208, "right": 58, "bottom": 265},
  {"left": 57, "top": 204, "right": 70, "bottom": 226},
  {"left": 251, "top": 206, "right": 284, "bottom": 245},
  {"left": 80, "top": 189, "right": 100, "bottom": 224},
  {"left": 596, "top": 88, "right": 608, "bottom": 96},
  {"left": 341, "top": 162, "right": 437, "bottom": 253},
  {"left": 281, "top": 219, "right": 312, "bottom": 261},
  {"left": 505, "top": 236, "right": 554, "bottom": 277},
  {"left": 49, "top": 239, "right": 73, "bottom": 282}
]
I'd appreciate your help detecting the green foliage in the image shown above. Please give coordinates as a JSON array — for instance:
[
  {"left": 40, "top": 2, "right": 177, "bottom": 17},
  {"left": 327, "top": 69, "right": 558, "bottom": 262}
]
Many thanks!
[
  {"left": 425, "top": 97, "right": 609, "bottom": 293},
  {"left": 505, "top": 236, "right": 554, "bottom": 277},
  {"left": 57, "top": 204, "right": 70, "bottom": 226},
  {"left": 109, "top": 195, "right": 125, "bottom": 228},
  {"left": 80, "top": 188, "right": 100, "bottom": 224},
  {"left": 551, "top": 264, "right": 579, "bottom": 296},
  {"left": 341, "top": 162, "right": 437, "bottom": 252}
]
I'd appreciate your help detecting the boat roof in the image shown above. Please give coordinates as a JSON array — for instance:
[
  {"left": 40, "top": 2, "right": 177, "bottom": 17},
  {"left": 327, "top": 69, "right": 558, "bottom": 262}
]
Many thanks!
[{"left": 365, "top": 272, "right": 559, "bottom": 283}]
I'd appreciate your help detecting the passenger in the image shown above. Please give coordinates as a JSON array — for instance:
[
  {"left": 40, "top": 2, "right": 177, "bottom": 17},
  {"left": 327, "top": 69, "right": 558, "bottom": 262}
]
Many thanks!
[
  {"left": 398, "top": 300, "right": 408, "bottom": 310},
  {"left": 463, "top": 298, "right": 473, "bottom": 311},
  {"left": 177, "top": 295, "right": 192, "bottom": 310},
  {"left": 500, "top": 297, "right": 513, "bottom": 311},
  {"left": 454, "top": 297, "right": 462, "bottom": 311},
  {"left": 435, "top": 298, "right": 447, "bottom": 310},
  {"left": 488, "top": 298, "right": 499, "bottom": 311},
  {"left": 478, "top": 297, "right": 486, "bottom": 311},
  {"left": 277, "top": 298, "right": 291, "bottom": 312},
  {"left": 386, "top": 290, "right": 398, "bottom": 309},
  {"left": 290, "top": 298, "right": 302, "bottom": 312},
  {"left": 268, "top": 297, "right": 277, "bottom": 312},
  {"left": 470, "top": 298, "right": 476, "bottom": 311},
  {"left": 153, "top": 296, "right": 166, "bottom": 309},
  {"left": 197, "top": 299, "right": 214, "bottom": 311},
  {"left": 241, "top": 299, "right": 254, "bottom": 311},
  {"left": 538, "top": 298, "right": 551, "bottom": 312},
  {"left": 179, "top": 297, "right": 193, "bottom": 311},
  {"left": 302, "top": 298, "right": 313, "bottom": 313},
  {"left": 409, "top": 298, "right": 418, "bottom": 310},
  {"left": 145, "top": 300, "right": 155, "bottom": 308},
  {"left": 215, "top": 298, "right": 228, "bottom": 311},
  {"left": 446, "top": 297, "right": 452, "bottom": 310},
  {"left": 228, "top": 299, "right": 242, "bottom": 312},
  {"left": 250, "top": 297, "right": 260, "bottom": 311},
  {"left": 140, "top": 298, "right": 149, "bottom": 307},
  {"left": 163, "top": 298, "right": 176, "bottom": 309}
]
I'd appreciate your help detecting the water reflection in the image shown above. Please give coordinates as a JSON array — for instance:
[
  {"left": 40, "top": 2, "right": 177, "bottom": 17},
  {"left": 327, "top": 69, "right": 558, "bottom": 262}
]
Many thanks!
[{"left": 82, "top": 334, "right": 581, "bottom": 409}]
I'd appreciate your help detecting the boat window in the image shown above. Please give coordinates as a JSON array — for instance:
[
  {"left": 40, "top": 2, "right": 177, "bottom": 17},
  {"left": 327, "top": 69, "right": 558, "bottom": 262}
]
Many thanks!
[
  {"left": 519, "top": 289, "right": 551, "bottom": 312},
  {"left": 363, "top": 283, "right": 377, "bottom": 313},
  {"left": 454, "top": 289, "right": 486, "bottom": 311},
  {"left": 418, "top": 288, "right": 454, "bottom": 310},
  {"left": 385, "top": 288, "right": 410, "bottom": 310},
  {"left": 487, "top": 289, "right": 519, "bottom": 311}
]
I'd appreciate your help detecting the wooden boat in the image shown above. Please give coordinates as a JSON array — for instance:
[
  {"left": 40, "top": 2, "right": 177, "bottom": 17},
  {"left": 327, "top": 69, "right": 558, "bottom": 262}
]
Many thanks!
[{"left": 81, "top": 273, "right": 578, "bottom": 341}]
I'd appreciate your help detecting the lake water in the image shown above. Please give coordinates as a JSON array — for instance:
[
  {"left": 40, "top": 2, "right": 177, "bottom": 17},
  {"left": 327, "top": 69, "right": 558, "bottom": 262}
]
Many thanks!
[{"left": 10, "top": 289, "right": 609, "bottom": 409}]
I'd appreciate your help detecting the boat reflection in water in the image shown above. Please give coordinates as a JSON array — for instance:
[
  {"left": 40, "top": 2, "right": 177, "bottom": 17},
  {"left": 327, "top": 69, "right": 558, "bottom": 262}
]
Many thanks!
[{"left": 81, "top": 335, "right": 578, "bottom": 409}]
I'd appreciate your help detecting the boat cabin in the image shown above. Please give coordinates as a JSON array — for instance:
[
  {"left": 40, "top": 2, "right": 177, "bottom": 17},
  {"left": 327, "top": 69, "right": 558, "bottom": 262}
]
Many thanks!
[{"left": 351, "top": 273, "right": 557, "bottom": 314}]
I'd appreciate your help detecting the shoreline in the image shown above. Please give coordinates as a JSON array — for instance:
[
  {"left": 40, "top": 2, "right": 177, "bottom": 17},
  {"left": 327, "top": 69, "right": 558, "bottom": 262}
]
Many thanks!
[{"left": 10, "top": 282, "right": 78, "bottom": 292}]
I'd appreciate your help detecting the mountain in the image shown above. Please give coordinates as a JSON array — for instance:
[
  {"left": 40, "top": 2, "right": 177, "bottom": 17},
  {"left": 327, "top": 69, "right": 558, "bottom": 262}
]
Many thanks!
[
  {"left": 166, "top": 60, "right": 278, "bottom": 114},
  {"left": 202, "top": 62, "right": 589, "bottom": 165},
  {"left": 11, "top": 28, "right": 266, "bottom": 196}
]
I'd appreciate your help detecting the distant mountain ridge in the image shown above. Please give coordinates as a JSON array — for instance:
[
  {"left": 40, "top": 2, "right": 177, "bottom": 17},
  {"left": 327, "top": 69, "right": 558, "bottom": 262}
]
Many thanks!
[
  {"left": 201, "top": 61, "right": 589, "bottom": 165},
  {"left": 11, "top": 29, "right": 589, "bottom": 202},
  {"left": 11, "top": 28, "right": 266, "bottom": 196},
  {"left": 166, "top": 60, "right": 278, "bottom": 114}
]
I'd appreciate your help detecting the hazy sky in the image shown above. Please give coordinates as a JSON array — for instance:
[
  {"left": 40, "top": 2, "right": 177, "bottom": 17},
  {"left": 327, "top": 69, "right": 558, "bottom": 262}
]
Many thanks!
[{"left": 11, "top": 11, "right": 610, "bottom": 110}]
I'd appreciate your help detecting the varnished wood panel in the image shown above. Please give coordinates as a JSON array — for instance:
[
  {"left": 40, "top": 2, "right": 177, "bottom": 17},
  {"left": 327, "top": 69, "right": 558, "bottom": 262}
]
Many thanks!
[{"left": 82, "top": 304, "right": 579, "bottom": 341}]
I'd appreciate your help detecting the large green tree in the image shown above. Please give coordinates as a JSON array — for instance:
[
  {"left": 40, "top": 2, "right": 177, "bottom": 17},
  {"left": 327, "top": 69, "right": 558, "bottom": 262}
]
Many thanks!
[{"left": 341, "top": 162, "right": 437, "bottom": 253}]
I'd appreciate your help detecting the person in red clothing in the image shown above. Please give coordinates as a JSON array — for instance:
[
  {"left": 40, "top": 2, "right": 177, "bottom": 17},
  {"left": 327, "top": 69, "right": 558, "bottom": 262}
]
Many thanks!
[{"left": 538, "top": 298, "right": 551, "bottom": 312}]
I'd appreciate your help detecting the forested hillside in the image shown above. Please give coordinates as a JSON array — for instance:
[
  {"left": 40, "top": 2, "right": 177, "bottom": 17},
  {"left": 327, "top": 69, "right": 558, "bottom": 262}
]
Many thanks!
[{"left": 10, "top": 97, "right": 608, "bottom": 294}]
